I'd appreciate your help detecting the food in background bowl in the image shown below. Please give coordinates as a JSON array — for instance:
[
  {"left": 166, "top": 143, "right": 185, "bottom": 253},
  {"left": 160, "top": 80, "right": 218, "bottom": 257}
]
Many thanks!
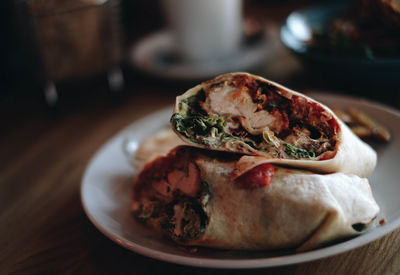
[
  {"left": 308, "top": 0, "right": 400, "bottom": 59},
  {"left": 280, "top": 1, "right": 400, "bottom": 88}
]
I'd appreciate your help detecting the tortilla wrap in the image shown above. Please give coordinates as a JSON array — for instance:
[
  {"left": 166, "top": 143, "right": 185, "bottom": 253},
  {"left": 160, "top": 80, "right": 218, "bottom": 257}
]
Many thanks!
[
  {"left": 132, "top": 146, "right": 379, "bottom": 251},
  {"left": 133, "top": 127, "right": 184, "bottom": 171},
  {"left": 171, "top": 72, "right": 376, "bottom": 177}
]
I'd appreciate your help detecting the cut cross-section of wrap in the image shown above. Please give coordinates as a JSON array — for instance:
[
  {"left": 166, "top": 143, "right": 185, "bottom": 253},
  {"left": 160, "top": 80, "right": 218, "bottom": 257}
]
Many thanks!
[
  {"left": 132, "top": 146, "right": 379, "bottom": 251},
  {"left": 171, "top": 72, "right": 377, "bottom": 177}
]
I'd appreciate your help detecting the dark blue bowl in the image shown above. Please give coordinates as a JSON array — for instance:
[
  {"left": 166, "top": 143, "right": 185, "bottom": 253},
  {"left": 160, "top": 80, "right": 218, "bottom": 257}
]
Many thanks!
[{"left": 280, "top": 2, "right": 400, "bottom": 89}]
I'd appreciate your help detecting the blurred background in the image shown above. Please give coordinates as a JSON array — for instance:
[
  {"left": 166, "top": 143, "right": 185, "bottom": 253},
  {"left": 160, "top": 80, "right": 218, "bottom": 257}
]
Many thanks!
[
  {"left": 1, "top": 1, "right": 400, "bottom": 272},
  {"left": 1, "top": 0, "right": 400, "bottom": 121}
]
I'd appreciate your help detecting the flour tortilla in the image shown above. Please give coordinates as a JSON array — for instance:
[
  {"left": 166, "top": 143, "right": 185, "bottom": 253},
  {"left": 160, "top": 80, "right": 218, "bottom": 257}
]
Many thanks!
[
  {"left": 133, "top": 127, "right": 184, "bottom": 171},
  {"left": 172, "top": 72, "right": 377, "bottom": 177},
  {"left": 132, "top": 146, "right": 379, "bottom": 251}
]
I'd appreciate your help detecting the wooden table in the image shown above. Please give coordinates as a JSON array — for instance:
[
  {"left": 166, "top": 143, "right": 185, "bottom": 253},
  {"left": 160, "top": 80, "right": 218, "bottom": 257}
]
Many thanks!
[{"left": 2, "top": 1, "right": 400, "bottom": 274}]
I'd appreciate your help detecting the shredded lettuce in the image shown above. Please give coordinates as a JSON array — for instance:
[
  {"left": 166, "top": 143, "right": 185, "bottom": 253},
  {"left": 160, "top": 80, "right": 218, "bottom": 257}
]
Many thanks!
[
  {"left": 178, "top": 89, "right": 206, "bottom": 115},
  {"left": 284, "top": 143, "right": 316, "bottom": 159},
  {"left": 173, "top": 90, "right": 318, "bottom": 159},
  {"left": 171, "top": 113, "right": 227, "bottom": 142},
  {"left": 136, "top": 202, "right": 160, "bottom": 222}
]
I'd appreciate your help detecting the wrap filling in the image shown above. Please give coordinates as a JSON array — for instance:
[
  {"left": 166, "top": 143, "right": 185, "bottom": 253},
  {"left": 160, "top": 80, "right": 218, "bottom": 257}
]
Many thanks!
[{"left": 171, "top": 74, "right": 339, "bottom": 160}]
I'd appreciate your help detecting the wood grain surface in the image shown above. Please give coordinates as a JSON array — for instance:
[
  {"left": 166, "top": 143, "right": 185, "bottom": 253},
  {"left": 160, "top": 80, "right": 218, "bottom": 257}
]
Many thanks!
[
  {"left": 1, "top": 79, "right": 400, "bottom": 275},
  {"left": 2, "top": 2, "right": 400, "bottom": 275}
]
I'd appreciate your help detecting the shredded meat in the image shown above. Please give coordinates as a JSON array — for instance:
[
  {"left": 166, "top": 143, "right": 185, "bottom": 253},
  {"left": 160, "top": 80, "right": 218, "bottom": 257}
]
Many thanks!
[
  {"left": 198, "top": 74, "right": 339, "bottom": 159},
  {"left": 134, "top": 148, "right": 202, "bottom": 202}
]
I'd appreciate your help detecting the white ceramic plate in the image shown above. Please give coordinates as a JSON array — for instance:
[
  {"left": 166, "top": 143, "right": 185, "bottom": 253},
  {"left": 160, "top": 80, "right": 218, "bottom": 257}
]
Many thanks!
[{"left": 81, "top": 93, "right": 400, "bottom": 269}]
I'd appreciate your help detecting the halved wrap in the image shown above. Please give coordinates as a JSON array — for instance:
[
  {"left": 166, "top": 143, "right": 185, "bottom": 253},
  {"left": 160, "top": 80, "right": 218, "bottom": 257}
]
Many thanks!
[
  {"left": 171, "top": 72, "right": 377, "bottom": 177},
  {"left": 132, "top": 146, "right": 379, "bottom": 251}
]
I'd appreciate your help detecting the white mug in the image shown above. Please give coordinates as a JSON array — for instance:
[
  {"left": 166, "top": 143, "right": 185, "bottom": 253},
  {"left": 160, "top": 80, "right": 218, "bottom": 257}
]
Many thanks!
[{"left": 162, "top": 0, "right": 243, "bottom": 62}]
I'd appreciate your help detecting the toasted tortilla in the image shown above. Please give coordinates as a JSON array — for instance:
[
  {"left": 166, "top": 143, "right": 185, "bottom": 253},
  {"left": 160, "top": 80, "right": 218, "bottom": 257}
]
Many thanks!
[
  {"left": 171, "top": 72, "right": 376, "bottom": 177},
  {"left": 132, "top": 146, "right": 379, "bottom": 251}
]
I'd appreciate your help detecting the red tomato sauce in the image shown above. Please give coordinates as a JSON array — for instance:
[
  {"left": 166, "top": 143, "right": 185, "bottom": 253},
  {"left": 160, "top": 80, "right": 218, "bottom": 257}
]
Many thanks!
[{"left": 234, "top": 163, "right": 276, "bottom": 189}]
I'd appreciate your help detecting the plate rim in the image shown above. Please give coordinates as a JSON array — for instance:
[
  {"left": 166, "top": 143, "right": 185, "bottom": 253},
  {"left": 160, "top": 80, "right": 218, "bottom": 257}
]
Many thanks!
[
  {"left": 128, "top": 27, "right": 277, "bottom": 81},
  {"left": 81, "top": 92, "right": 400, "bottom": 269}
]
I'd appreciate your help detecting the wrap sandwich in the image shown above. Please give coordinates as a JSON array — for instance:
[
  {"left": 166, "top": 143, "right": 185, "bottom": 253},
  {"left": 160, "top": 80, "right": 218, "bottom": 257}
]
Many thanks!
[
  {"left": 132, "top": 146, "right": 379, "bottom": 251},
  {"left": 171, "top": 73, "right": 376, "bottom": 177}
]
